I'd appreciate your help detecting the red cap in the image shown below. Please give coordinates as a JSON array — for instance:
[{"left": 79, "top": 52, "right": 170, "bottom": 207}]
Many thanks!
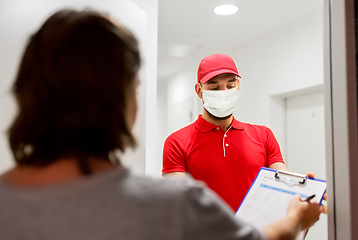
[{"left": 197, "top": 54, "right": 241, "bottom": 84}]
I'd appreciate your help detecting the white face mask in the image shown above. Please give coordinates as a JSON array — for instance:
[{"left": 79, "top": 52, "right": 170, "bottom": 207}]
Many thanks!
[{"left": 201, "top": 87, "right": 239, "bottom": 118}]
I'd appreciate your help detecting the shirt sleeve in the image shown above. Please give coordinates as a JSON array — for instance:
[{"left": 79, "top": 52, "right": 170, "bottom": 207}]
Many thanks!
[
  {"left": 181, "top": 178, "right": 267, "bottom": 240},
  {"left": 264, "top": 127, "right": 285, "bottom": 166},
  {"left": 162, "top": 133, "right": 187, "bottom": 174}
]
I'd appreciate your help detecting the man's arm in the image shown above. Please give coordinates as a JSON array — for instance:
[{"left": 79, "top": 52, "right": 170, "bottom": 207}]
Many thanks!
[
  {"left": 268, "top": 162, "right": 287, "bottom": 171},
  {"left": 264, "top": 127, "right": 286, "bottom": 169},
  {"left": 163, "top": 171, "right": 186, "bottom": 178},
  {"left": 162, "top": 132, "right": 188, "bottom": 176}
]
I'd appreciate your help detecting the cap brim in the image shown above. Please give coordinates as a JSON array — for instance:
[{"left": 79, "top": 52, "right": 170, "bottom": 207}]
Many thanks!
[{"left": 199, "top": 69, "right": 241, "bottom": 84}]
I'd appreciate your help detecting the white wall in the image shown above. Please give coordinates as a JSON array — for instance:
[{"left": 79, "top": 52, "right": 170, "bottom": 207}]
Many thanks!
[
  {"left": 156, "top": 80, "right": 168, "bottom": 174},
  {"left": 0, "top": 0, "right": 158, "bottom": 175},
  {"left": 126, "top": 0, "right": 158, "bottom": 177}
]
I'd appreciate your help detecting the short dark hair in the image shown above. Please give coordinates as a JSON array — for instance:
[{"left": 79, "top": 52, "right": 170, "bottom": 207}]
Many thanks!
[{"left": 8, "top": 9, "right": 141, "bottom": 174}]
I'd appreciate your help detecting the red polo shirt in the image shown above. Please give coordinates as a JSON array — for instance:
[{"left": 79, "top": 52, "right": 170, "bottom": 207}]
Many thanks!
[{"left": 162, "top": 115, "right": 284, "bottom": 211}]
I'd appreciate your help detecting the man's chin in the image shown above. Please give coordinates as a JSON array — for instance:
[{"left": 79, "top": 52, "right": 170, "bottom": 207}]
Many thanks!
[{"left": 207, "top": 111, "right": 232, "bottom": 120}]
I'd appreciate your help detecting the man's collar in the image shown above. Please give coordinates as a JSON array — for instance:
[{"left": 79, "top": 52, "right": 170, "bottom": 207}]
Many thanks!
[
  {"left": 194, "top": 115, "right": 244, "bottom": 133},
  {"left": 231, "top": 116, "right": 244, "bottom": 130}
]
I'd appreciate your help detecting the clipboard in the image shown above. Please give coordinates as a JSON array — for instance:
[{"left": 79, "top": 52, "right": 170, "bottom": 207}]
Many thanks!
[{"left": 235, "top": 167, "right": 326, "bottom": 240}]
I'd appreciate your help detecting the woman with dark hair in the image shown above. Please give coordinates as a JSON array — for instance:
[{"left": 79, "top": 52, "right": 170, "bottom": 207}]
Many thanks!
[
  {"left": 7, "top": 9, "right": 139, "bottom": 175},
  {"left": 0, "top": 9, "right": 323, "bottom": 240}
]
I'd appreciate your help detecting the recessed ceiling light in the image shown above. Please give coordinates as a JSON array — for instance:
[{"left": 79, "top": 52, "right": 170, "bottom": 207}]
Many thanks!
[{"left": 214, "top": 4, "right": 238, "bottom": 15}]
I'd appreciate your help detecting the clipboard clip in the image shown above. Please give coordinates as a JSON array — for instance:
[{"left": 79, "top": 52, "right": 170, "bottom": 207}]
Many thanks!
[{"left": 274, "top": 170, "right": 306, "bottom": 185}]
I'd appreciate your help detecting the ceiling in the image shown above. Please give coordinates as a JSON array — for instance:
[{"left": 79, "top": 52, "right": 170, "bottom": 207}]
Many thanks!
[{"left": 157, "top": 0, "right": 323, "bottom": 81}]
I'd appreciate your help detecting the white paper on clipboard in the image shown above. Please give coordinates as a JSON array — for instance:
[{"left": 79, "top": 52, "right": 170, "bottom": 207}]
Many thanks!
[{"left": 235, "top": 167, "right": 326, "bottom": 240}]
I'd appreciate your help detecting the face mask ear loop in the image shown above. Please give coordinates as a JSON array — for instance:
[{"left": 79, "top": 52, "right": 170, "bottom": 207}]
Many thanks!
[{"left": 199, "top": 83, "right": 205, "bottom": 103}]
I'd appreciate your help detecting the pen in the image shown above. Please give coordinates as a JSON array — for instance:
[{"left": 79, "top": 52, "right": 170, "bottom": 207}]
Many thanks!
[{"left": 305, "top": 194, "right": 315, "bottom": 202}]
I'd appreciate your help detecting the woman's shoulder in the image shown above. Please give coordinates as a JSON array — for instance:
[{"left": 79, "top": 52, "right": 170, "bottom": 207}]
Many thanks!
[{"left": 122, "top": 171, "right": 206, "bottom": 199}]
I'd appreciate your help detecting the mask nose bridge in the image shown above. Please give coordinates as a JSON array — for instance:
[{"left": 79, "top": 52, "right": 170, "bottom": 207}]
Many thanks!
[{"left": 201, "top": 83, "right": 228, "bottom": 91}]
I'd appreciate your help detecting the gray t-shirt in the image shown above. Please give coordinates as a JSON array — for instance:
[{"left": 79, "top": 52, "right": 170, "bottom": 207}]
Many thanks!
[{"left": 0, "top": 167, "right": 266, "bottom": 240}]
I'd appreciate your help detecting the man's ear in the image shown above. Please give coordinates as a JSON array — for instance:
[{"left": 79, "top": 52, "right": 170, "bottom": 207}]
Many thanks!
[{"left": 195, "top": 83, "right": 203, "bottom": 99}]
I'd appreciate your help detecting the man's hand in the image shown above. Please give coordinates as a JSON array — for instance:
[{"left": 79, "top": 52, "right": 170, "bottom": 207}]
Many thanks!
[{"left": 305, "top": 171, "right": 315, "bottom": 179}]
